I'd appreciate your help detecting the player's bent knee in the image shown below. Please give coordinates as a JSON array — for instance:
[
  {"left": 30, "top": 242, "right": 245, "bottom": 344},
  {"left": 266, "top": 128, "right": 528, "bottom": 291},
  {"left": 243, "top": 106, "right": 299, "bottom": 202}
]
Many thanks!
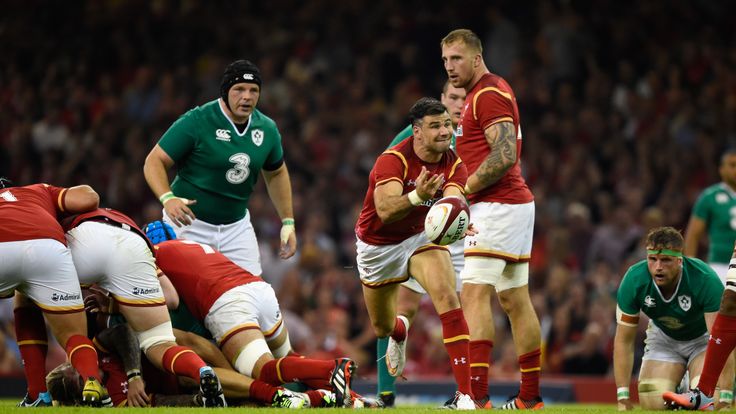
[
  {"left": 638, "top": 378, "right": 676, "bottom": 410},
  {"left": 270, "top": 336, "right": 291, "bottom": 358},
  {"left": 234, "top": 338, "right": 271, "bottom": 377},
  {"left": 137, "top": 321, "right": 177, "bottom": 353}
]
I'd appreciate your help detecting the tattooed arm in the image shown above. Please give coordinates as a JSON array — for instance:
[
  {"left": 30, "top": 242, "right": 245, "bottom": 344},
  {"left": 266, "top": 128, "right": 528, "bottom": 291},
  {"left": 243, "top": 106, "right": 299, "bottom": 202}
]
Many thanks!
[
  {"left": 96, "top": 324, "right": 151, "bottom": 407},
  {"left": 465, "top": 121, "right": 517, "bottom": 194}
]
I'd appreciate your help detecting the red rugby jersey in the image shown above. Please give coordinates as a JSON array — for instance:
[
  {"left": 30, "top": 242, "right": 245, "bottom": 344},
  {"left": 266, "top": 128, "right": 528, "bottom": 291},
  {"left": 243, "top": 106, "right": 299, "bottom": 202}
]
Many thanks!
[
  {"left": 456, "top": 73, "right": 533, "bottom": 204},
  {"left": 0, "top": 183, "right": 68, "bottom": 245},
  {"left": 355, "top": 137, "right": 467, "bottom": 245},
  {"left": 154, "top": 240, "right": 262, "bottom": 321}
]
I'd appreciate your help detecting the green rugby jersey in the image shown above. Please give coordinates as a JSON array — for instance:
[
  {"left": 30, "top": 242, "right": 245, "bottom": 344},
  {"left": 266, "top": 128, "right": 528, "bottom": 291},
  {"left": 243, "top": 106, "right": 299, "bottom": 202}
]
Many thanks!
[
  {"left": 692, "top": 183, "right": 736, "bottom": 263},
  {"left": 388, "top": 124, "right": 457, "bottom": 150},
  {"left": 617, "top": 257, "right": 722, "bottom": 341},
  {"left": 158, "top": 100, "right": 283, "bottom": 224}
]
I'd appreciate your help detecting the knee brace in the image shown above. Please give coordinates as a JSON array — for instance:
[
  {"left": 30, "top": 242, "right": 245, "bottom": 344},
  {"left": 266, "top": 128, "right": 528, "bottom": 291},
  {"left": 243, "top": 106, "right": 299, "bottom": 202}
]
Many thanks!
[
  {"left": 638, "top": 378, "right": 677, "bottom": 408},
  {"left": 137, "top": 321, "right": 177, "bottom": 353},
  {"left": 270, "top": 335, "right": 291, "bottom": 358},
  {"left": 233, "top": 338, "right": 270, "bottom": 377}
]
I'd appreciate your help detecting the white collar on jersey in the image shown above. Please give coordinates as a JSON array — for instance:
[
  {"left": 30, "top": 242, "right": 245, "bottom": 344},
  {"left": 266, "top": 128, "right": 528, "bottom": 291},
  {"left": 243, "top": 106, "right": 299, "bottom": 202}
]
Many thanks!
[{"left": 218, "top": 98, "right": 252, "bottom": 137}]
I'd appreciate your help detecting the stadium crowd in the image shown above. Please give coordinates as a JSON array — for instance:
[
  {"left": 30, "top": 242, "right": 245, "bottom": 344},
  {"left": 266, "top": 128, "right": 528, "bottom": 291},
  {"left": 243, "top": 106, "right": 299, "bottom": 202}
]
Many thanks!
[{"left": 2, "top": 0, "right": 736, "bottom": 384}]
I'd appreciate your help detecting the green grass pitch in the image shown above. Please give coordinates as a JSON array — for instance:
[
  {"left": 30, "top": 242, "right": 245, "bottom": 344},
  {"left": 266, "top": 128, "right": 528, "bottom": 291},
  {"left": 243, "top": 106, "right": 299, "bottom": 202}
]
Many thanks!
[{"left": 1, "top": 400, "right": 672, "bottom": 412}]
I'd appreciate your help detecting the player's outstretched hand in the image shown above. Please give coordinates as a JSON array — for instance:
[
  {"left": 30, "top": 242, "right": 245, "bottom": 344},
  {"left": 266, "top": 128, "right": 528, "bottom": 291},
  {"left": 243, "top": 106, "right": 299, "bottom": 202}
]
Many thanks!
[
  {"left": 126, "top": 377, "right": 150, "bottom": 407},
  {"left": 415, "top": 166, "right": 444, "bottom": 201},
  {"left": 163, "top": 197, "right": 197, "bottom": 227},
  {"left": 464, "top": 223, "right": 478, "bottom": 238}
]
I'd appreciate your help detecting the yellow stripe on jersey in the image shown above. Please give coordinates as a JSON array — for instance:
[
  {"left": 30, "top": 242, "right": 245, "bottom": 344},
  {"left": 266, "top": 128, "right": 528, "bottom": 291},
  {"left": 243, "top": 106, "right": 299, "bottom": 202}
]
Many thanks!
[
  {"left": 57, "top": 188, "right": 68, "bottom": 212},
  {"left": 384, "top": 150, "right": 409, "bottom": 180},
  {"left": 375, "top": 177, "right": 403, "bottom": 188},
  {"left": 448, "top": 157, "right": 462, "bottom": 180},
  {"left": 473, "top": 87, "right": 513, "bottom": 121}
]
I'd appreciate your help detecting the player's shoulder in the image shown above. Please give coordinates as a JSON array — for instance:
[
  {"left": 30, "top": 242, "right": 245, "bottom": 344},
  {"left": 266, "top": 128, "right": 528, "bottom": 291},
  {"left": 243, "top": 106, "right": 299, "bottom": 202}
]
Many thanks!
[
  {"left": 389, "top": 125, "right": 413, "bottom": 149},
  {"left": 622, "top": 260, "right": 650, "bottom": 285},
  {"left": 683, "top": 256, "right": 718, "bottom": 278},
  {"left": 475, "top": 72, "right": 514, "bottom": 95},
  {"left": 698, "top": 183, "right": 727, "bottom": 199},
  {"left": 251, "top": 108, "right": 279, "bottom": 131}
]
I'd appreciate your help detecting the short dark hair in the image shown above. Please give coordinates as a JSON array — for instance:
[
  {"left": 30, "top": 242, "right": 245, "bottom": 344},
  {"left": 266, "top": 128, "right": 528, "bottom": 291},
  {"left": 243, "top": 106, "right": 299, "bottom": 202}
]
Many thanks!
[
  {"left": 646, "top": 226, "right": 684, "bottom": 251},
  {"left": 409, "top": 97, "right": 447, "bottom": 126}
]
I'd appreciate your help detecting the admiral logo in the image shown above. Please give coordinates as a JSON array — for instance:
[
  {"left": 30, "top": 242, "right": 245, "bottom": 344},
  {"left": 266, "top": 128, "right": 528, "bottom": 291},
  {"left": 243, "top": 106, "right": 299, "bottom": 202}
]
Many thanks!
[
  {"left": 216, "top": 129, "right": 231, "bottom": 141},
  {"left": 51, "top": 292, "right": 81, "bottom": 302},
  {"left": 132, "top": 287, "right": 160, "bottom": 296}
]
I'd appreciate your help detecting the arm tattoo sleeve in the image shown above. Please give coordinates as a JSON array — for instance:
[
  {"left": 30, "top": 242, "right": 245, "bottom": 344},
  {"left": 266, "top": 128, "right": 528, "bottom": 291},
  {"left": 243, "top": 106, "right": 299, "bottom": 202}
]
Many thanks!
[
  {"left": 475, "top": 121, "right": 517, "bottom": 187},
  {"left": 96, "top": 324, "right": 142, "bottom": 373}
]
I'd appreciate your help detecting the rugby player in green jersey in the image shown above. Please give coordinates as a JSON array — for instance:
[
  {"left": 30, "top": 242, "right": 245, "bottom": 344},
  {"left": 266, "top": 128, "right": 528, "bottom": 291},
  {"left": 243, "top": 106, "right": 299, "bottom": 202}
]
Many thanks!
[
  {"left": 684, "top": 149, "right": 736, "bottom": 282},
  {"left": 613, "top": 227, "right": 733, "bottom": 410},
  {"left": 144, "top": 60, "right": 296, "bottom": 276}
]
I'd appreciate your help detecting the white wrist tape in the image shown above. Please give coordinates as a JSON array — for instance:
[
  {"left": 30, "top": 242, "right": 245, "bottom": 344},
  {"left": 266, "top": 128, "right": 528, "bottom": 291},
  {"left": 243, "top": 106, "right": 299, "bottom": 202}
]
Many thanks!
[{"left": 407, "top": 189, "right": 423, "bottom": 206}]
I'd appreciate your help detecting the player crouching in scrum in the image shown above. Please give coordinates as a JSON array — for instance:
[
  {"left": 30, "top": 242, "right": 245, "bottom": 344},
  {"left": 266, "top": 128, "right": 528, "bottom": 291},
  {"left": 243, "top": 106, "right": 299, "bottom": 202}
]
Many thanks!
[{"left": 144, "top": 221, "right": 359, "bottom": 408}]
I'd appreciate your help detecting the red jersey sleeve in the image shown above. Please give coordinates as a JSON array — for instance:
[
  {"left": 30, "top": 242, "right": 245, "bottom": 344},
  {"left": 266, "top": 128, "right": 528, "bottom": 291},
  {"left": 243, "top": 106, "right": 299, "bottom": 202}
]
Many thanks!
[
  {"left": 444, "top": 157, "right": 468, "bottom": 193},
  {"left": 373, "top": 152, "right": 407, "bottom": 188},
  {"left": 473, "top": 89, "right": 516, "bottom": 131},
  {"left": 41, "top": 184, "right": 69, "bottom": 215}
]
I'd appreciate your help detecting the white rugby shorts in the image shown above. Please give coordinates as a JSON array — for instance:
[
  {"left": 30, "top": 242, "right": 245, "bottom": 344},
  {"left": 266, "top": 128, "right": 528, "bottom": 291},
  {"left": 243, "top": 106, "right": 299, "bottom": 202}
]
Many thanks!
[
  {"left": 642, "top": 322, "right": 708, "bottom": 365},
  {"left": 461, "top": 201, "right": 534, "bottom": 289},
  {"left": 66, "top": 221, "right": 165, "bottom": 307},
  {"left": 204, "top": 281, "right": 284, "bottom": 346},
  {"left": 356, "top": 232, "right": 449, "bottom": 288},
  {"left": 0, "top": 239, "right": 84, "bottom": 313}
]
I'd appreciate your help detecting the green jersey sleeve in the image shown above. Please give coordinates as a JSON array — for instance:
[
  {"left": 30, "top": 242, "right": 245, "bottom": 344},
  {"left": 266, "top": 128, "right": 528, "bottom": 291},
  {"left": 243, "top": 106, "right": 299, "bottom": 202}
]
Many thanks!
[
  {"left": 158, "top": 109, "right": 199, "bottom": 162},
  {"left": 617, "top": 266, "right": 641, "bottom": 315},
  {"left": 698, "top": 265, "right": 724, "bottom": 312},
  {"left": 388, "top": 125, "right": 413, "bottom": 149},
  {"left": 263, "top": 127, "right": 284, "bottom": 169},
  {"left": 691, "top": 190, "right": 711, "bottom": 221}
]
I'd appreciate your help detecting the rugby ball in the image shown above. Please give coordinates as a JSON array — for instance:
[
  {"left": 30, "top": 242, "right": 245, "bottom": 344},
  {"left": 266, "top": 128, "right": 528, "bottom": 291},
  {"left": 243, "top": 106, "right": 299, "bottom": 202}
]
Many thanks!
[{"left": 424, "top": 196, "right": 470, "bottom": 245}]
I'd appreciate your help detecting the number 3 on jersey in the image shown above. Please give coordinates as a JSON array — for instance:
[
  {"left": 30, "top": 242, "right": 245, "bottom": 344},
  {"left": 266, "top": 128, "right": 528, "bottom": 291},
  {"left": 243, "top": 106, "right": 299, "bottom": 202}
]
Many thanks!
[{"left": 226, "top": 153, "right": 251, "bottom": 184}]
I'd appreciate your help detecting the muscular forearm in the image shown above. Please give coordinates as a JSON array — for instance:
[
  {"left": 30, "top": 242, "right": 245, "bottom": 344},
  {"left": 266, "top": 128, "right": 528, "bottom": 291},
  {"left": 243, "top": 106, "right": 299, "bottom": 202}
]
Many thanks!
[
  {"left": 613, "top": 333, "right": 634, "bottom": 389},
  {"left": 376, "top": 194, "right": 418, "bottom": 224},
  {"left": 467, "top": 151, "right": 515, "bottom": 193},
  {"left": 467, "top": 121, "right": 517, "bottom": 193},
  {"left": 263, "top": 165, "right": 294, "bottom": 219}
]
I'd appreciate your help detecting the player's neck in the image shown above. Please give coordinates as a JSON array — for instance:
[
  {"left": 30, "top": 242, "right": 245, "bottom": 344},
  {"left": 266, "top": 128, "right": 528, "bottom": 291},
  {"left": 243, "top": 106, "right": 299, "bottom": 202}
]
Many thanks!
[
  {"left": 413, "top": 145, "right": 442, "bottom": 163},
  {"left": 219, "top": 99, "right": 249, "bottom": 124},
  {"left": 468, "top": 66, "right": 491, "bottom": 91}
]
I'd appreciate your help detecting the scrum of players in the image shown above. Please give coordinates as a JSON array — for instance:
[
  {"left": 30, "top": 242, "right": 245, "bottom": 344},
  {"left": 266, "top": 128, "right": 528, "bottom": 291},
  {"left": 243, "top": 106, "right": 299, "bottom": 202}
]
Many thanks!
[{"left": 0, "top": 179, "right": 368, "bottom": 408}]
